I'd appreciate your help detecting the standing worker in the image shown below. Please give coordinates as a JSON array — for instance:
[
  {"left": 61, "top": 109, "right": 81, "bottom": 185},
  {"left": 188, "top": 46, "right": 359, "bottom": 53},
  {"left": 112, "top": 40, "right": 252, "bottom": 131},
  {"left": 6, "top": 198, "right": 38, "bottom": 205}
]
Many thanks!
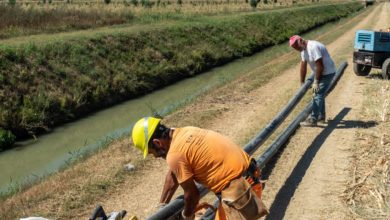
[
  {"left": 289, "top": 35, "right": 336, "bottom": 126},
  {"left": 131, "top": 117, "right": 268, "bottom": 220}
]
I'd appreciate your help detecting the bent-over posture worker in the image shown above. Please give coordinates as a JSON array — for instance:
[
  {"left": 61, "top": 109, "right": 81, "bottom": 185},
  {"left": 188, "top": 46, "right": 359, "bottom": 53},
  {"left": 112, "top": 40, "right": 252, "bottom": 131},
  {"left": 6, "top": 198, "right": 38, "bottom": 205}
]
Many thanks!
[
  {"left": 131, "top": 117, "right": 268, "bottom": 220},
  {"left": 290, "top": 35, "right": 336, "bottom": 126}
]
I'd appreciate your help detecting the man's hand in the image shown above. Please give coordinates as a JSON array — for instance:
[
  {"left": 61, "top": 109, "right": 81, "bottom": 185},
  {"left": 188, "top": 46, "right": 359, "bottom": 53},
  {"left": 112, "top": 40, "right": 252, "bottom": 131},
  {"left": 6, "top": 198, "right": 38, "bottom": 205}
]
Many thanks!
[
  {"left": 181, "top": 210, "right": 195, "bottom": 220},
  {"left": 312, "top": 79, "right": 319, "bottom": 93}
]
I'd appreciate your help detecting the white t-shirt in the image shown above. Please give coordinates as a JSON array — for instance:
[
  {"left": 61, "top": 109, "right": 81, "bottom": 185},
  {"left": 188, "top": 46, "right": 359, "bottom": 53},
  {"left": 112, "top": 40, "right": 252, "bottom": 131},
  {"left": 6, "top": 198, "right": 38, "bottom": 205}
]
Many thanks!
[{"left": 301, "top": 40, "right": 336, "bottom": 75}]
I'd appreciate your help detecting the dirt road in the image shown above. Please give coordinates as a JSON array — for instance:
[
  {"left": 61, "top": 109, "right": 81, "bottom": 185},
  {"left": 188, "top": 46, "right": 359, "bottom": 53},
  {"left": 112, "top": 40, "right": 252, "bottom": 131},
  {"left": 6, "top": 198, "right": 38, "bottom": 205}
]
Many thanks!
[{"left": 89, "top": 3, "right": 390, "bottom": 219}]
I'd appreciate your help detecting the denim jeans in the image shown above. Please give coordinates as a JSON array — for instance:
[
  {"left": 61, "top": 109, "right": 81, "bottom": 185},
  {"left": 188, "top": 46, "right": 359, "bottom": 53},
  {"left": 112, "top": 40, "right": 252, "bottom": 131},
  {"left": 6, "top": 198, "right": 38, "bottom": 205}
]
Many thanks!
[{"left": 311, "top": 73, "right": 335, "bottom": 120}]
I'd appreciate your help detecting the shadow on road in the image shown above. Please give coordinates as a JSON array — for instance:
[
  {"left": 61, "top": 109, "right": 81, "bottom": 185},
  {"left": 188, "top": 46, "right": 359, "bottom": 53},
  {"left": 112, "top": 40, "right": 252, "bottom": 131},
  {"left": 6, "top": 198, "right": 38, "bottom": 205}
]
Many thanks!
[{"left": 265, "top": 107, "right": 376, "bottom": 220}]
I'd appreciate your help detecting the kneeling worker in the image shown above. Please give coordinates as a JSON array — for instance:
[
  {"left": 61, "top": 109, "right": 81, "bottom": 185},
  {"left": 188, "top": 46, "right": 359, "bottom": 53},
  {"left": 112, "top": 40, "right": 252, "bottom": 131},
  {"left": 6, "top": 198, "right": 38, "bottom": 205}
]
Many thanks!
[{"left": 131, "top": 117, "right": 268, "bottom": 220}]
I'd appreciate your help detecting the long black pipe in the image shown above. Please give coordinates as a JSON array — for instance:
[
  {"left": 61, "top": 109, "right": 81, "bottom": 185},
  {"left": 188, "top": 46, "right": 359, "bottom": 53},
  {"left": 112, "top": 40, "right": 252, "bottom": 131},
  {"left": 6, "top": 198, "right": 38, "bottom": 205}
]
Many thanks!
[{"left": 148, "top": 62, "right": 347, "bottom": 220}]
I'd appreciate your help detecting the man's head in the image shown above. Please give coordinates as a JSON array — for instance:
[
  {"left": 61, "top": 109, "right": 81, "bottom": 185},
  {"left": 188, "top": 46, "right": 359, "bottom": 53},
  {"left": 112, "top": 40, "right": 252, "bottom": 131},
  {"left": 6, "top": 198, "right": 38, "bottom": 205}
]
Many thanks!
[
  {"left": 131, "top": 117, "right": 170, "bottom": 159},
  {"left": 289, "top": 35, "right": 305, "bottom": 51}
]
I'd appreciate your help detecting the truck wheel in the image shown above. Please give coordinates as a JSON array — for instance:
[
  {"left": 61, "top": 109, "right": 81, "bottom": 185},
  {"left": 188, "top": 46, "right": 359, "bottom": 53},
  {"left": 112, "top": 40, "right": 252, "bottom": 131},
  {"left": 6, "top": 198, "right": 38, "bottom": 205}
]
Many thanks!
[
  {"left": 353, "top": 63, "right": 371, "bottom": 76},
  {"left": 382, "top": 58, "right": 390, "bottom": 80}
]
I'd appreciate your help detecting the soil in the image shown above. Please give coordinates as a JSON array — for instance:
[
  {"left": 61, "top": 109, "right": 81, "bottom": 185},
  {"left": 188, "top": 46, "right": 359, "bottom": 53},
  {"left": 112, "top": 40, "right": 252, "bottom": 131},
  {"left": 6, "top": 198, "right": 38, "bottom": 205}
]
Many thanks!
[{"left": 95, "top": 2, "right": 389, "bottom": 219}]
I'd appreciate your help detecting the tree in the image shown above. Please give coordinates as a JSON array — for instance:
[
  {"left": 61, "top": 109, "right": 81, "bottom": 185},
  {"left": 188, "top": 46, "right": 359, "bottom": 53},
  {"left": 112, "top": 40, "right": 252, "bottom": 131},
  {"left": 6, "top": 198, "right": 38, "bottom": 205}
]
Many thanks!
[
  {"left": 250, "top": 0, "right": 258, "bottom": 8},
  {"left": 8, "top": 0, "right": 16, "bottom": 6}
]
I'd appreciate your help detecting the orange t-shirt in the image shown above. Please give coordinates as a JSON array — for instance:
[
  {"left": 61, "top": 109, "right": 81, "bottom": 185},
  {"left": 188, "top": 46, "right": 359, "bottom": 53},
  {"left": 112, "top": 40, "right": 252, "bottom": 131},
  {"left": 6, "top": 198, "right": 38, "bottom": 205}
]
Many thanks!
[{"left": 166, "top": 127, "right": 250, "bottom": 193}]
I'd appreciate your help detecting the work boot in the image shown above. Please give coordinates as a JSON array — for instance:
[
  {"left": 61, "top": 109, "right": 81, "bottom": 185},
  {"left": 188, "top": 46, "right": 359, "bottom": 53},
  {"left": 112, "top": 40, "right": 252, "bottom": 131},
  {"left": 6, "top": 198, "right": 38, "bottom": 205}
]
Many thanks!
[
  {"left": 300, "top": 117, "right": 317, "bottom": 127},
  {"left": 317, "top": 115, "right": 327, "bottom": 126}
]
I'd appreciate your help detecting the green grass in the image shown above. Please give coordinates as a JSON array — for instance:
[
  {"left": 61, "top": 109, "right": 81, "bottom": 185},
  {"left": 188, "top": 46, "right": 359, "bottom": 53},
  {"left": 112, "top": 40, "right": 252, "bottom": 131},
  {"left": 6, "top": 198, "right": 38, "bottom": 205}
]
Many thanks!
[{"left": 0, "top": 2, "right": 364, "bottom": 149}]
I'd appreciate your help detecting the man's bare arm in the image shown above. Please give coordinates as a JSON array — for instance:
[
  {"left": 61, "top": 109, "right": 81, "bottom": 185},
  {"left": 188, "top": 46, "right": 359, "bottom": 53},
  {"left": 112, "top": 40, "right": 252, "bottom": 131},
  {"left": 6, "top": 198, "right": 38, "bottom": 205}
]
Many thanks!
[
  {"left": 180, "top": 177, "right": 199, "bottom": 218},
  {"left": 159, "top": 170, "right": 179, "bottom": 204},
  {"left": 300, "top": 61, "right": 307, "bottom": 84}
]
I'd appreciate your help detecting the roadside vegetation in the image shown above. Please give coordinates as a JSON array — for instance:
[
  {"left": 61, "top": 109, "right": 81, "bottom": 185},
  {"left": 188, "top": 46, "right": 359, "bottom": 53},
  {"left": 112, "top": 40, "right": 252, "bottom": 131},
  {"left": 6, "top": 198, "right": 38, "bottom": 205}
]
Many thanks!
[
  {"left": 0, "top": 2, "right": 363, "bottom": 150},
  {"left": 344, "top": 74, "right": 390, "bottom": 219}
]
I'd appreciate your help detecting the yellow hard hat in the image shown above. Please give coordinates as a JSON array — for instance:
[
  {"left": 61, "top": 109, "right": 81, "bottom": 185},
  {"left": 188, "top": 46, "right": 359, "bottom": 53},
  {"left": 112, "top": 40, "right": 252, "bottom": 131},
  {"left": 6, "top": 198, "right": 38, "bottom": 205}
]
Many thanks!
[{"left": 131, "top": 117, "right": 161, "bottom": 158}]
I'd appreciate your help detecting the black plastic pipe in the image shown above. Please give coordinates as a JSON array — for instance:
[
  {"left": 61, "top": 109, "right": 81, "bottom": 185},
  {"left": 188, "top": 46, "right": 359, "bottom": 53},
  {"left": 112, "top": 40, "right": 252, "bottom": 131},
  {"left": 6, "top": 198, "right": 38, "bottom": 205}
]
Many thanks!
[{"left": 148, "top": 62, "right": 347, "bottom": 220}]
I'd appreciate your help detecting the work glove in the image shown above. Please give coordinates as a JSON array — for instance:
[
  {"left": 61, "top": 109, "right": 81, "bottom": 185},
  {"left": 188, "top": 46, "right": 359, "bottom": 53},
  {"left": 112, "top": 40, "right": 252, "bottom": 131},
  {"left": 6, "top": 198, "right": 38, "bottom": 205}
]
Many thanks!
[
  {"left": 181, "top": 210, "right": 195, "bottom": 220},
  {"left": 312, "top": 79, "right": 319, "bottom": 93}
]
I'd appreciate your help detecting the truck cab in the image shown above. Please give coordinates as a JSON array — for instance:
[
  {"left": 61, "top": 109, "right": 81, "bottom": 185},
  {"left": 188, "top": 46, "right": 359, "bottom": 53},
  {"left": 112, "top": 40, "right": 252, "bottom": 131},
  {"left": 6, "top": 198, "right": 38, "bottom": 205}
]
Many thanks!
[{"left": 353, "top": 29, "right": 390, "bottom": 79}]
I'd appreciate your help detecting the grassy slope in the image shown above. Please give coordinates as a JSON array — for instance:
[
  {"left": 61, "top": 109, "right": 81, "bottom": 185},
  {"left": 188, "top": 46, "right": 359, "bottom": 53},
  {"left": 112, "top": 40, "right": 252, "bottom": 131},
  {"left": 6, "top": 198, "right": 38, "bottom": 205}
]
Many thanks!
[{"left": 0, "top": 2, "right": 363, "bottom": 149}]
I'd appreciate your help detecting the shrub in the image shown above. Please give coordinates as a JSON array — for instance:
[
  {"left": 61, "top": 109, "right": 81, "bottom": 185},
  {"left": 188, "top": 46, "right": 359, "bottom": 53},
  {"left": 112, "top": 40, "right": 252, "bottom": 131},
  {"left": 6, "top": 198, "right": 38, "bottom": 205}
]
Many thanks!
[
  {"left": 131, "top": 0, "right": 138, "bottom": 6},
  {"left": 8, "top": 0, "right": 16, "bottom": 6},
  {"left": 250, "top": 0, "right": 258, "bottom": 8},
  {"left": 0, "top": 128, "right": 16, "bottom": 151},
  {"left": 141, "top": 0, "right": 153, "bottom": 7}
]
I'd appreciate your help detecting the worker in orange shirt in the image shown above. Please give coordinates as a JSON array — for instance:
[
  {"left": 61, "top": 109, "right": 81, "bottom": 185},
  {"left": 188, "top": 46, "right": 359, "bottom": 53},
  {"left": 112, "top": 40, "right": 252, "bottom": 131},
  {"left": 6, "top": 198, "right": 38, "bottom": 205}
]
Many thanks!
[{"left": 131, "top": 117, "right": 268, "bottom": 220}]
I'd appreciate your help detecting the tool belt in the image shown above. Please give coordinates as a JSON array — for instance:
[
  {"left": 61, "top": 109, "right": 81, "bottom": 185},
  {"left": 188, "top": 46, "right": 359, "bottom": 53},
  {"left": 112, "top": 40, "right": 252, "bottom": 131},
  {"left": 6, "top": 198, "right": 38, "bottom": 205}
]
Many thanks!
[{"left": 219, "top": 159, "right": 268, "bottom": 220}]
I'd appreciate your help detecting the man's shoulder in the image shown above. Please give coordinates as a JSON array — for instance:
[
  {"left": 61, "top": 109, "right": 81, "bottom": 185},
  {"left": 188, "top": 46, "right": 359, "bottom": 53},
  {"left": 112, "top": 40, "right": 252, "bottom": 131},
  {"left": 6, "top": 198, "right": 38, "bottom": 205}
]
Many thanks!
[{"left": 308, "top": 40, "right": 325, "bottom": 49}]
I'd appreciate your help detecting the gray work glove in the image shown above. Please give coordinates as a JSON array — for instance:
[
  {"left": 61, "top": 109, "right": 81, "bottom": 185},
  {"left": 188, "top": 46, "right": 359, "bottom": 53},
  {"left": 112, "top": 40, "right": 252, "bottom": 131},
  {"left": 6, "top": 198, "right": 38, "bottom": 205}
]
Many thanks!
[
  {"left": 312, "top": 79, "right": 319, "bottom": 93},
  {"left": 181, "top": 210, "right": 195, "bottom": 220}
]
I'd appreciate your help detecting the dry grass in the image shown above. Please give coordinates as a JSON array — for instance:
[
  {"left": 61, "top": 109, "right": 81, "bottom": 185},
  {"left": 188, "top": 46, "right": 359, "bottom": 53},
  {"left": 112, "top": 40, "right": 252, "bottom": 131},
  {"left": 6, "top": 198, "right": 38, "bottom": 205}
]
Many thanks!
[{"left": 343, "top": 76, "right": 390, "bottom": 219}]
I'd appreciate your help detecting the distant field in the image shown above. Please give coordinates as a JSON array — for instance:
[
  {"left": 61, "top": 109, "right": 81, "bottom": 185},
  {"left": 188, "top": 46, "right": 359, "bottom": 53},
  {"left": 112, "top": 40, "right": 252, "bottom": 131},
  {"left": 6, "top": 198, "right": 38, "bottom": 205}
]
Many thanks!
[{"left": 0, "top": 0, "right": 352, "bottom": 39}]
